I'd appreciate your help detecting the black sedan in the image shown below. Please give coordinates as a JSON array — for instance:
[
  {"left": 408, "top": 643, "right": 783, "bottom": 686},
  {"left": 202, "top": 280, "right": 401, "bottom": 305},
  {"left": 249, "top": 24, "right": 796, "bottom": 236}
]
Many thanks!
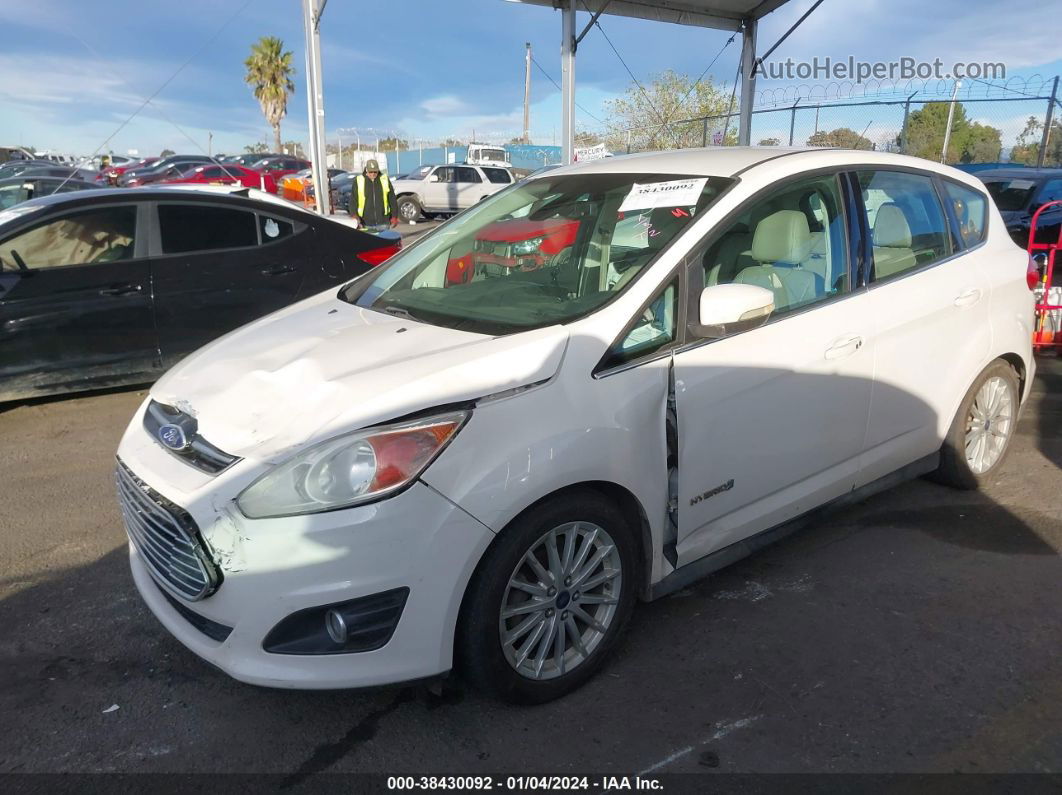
[
  {"left": 977, "top": 167, "right": 1062, "bottom": 248},
  {"left": 0, "top": 175, "right": 101, "bottom": 209},
  {"left": 0, "top": 186, "right": 402, "bottom": 402},
  {"left": 120, "top": 155, "right": 214, "bottom": 187}
]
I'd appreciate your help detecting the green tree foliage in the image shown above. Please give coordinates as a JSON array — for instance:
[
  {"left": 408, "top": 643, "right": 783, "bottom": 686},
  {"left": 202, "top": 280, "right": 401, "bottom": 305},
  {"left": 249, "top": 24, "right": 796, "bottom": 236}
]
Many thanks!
[
  {"left": 900, "top": 102, "right": 1002, "bottom": 164},
  {"left": 757, "top": 137, "right": 781, "bottom": 146},
  {"left": 378, "top": 137, "right": 409, "bottom": 152},
  {"left": 604, "top": 69, "right": 737, "bottom": 152},
  {"left": 159, "top": 148, "right": 175, "bottom": 157},
  {"left": 574, "top": 130, "right": 604, "bottom": 147},
  {"left": 244, "top": 142, "right": 270, "bottom": 154},
  {"left": 807, "top": 127, "right": 874, "bottom": 149},
  {"left": 244, "top": 37, "right": 296, "bottom": 153},
  {"left": 1010, "top": 116, "right": 1062, "bottom": 166}
]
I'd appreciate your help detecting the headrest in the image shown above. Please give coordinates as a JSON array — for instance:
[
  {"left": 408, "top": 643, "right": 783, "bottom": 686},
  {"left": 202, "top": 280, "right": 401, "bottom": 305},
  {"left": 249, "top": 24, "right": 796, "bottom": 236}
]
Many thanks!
[
  {"left": 873, "top": 203, "right": 912, "bottom": 248},
  {"left": 752, "top": 210, "right": 812, "bottom": 264}
]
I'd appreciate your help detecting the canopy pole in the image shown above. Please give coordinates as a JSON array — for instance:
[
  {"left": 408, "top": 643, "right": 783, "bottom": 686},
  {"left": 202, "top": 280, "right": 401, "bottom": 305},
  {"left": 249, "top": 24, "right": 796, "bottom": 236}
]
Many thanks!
[
  {"left": 737, "top": 17, "right": 757, "bottom": 147},
  {"left": 302, "top": 0, "right": 330, "bottom": 214},
  {"left": 560, "top": 0, "right": 576, "bottom": 164}
]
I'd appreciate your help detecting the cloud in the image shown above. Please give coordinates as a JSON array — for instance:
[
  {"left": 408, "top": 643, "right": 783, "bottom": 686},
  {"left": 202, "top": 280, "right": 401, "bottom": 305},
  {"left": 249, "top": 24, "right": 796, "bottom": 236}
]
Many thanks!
[{"left": 419, "top": 95, "right": 472, "bottom": 117}]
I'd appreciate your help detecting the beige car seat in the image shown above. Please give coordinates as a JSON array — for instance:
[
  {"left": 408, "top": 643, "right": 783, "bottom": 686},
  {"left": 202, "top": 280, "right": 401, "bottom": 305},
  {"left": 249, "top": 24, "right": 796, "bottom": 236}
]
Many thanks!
[
  {"left": 872, "top": 203, "right": 917, "bottom": 279},
  {"left": 736, "top": 210, "right": 821, "bottom": 309}
]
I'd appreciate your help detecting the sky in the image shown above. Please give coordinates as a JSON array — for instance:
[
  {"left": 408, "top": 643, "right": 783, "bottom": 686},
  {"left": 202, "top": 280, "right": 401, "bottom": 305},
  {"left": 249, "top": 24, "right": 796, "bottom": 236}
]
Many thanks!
[{"left": 1, "top": 0, "right": 1061, "bottom": 158}]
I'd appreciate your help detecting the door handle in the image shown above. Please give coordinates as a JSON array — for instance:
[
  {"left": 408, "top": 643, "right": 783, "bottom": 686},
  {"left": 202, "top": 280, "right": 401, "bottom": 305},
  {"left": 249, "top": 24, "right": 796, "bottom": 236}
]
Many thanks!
[
  {"left": 261, "top": 265, "right": 297, "bottom": 276},
  {"left": 98, "top": 283, "right": 141, "bottom": 296},
  {"left": 824, "top": 334, "right": 864, "bottom": 360},
  {"left": 954, "top": 288, "right": 983, "bottom": 307}
]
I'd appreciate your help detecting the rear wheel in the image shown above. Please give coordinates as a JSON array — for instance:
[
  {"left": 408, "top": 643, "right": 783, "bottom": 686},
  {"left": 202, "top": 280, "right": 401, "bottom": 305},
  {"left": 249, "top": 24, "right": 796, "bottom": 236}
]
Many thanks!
[
  {"left": 458, "top": 490, "right": 638, "bottom": 703},
  {"left": 932, "top": 360, "right": 1019, "bottom": 489},
  {"left": 396, "top": 196, "right": 421, "bottom": 222}
]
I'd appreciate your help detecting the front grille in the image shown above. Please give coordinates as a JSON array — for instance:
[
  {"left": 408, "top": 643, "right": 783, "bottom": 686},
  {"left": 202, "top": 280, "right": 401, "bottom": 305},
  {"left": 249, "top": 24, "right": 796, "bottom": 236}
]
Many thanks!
[{"left": 116, "top": 460, "right": 221, "bottom": 602}]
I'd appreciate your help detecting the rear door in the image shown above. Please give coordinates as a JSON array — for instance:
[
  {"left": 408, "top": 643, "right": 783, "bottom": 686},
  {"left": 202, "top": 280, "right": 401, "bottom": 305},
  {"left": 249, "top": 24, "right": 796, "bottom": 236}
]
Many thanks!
[
  {"left": 855, "top": 168, "right": 992, "bottom": 486},
  {"left": 0, "top": 202, "right": 157, "bottom": 399},
  {"left": 454, "top": 166, "right": 485, "bottom": 209},
  {"left": 150, "top": 200, "right": 307, "bottom": 364}
]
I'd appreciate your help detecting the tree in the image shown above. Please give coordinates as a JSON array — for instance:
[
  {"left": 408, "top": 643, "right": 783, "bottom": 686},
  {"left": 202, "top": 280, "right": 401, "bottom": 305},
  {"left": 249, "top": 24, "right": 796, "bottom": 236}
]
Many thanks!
[
  {"left": 244, "top": 37, "right": 295, "bottom": 153},
  {"left": 244, "top": 141, "right": 270, "bottom": 154},
  {"left": 441, "top": 138, "right": 463, "bottom": 147},
  {"left": 378, "top": 136, "right": 409, "bottom": 152},
  {"left": 574, "top": 130, "right": 603, "bottom": 147},
  {"left": 1011, "top": 115, "right": 1062, "bottom": 166},
  {"left": 899, "top": 102, "right": 1002, "bottom": 164},
  {"left": 757, "top": 137, "right": 781, "bottom": 146},
  {"left": 807, "top": 127, "right": 873, "bottom": 150},
  {"left": 160, "top": 148, "right": 175, "bottom": 157},
  {"left": 604, "top": 69, "right": 738, "bottom": 152}
]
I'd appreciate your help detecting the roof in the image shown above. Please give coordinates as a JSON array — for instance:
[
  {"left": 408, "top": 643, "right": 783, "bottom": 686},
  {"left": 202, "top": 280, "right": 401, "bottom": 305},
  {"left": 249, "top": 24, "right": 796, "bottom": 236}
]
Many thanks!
[
  {"left": 533, "top": 146, "right": 990, "bottom": 183},
  {"left": 974, "top": 168, "right": 1062, "bottom": 180},
  {"left": 12, "top": 184, "right": 314, "bottom": 215},
  {"left": 505, "top": 0, "right": 793, "bottom": 31}
]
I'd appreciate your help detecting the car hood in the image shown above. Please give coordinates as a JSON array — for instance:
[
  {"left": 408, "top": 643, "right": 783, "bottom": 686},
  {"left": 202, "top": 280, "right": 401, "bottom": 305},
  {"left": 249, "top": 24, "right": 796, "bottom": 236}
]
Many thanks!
[{"left": 150, "top": 290, "right": 570, "bottom": 462}]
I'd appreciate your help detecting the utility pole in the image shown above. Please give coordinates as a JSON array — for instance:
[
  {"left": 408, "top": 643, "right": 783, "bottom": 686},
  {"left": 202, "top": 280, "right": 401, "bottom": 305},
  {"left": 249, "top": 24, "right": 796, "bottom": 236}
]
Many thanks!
[
  {"left": 523, "top": 42, "right": 532, "bottom": 144},
  {"left": 208, "top": 131, "right": 213, "bottom": 157},
  {"left": 302, "top": 0, "right": 330, "bottom": 215},
  {"left": 941, "top": 79, "right": 961, "bottom": 164},
  {"left": 1037, "top": 76, "right": 1058, "bottom": 168}
]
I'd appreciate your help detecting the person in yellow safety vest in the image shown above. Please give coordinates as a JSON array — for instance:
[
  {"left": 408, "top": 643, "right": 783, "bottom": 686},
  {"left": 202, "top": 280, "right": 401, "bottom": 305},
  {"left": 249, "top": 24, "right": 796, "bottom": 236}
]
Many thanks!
[{"left": 349, "top": 159, "right": 398, "bottom": 232}]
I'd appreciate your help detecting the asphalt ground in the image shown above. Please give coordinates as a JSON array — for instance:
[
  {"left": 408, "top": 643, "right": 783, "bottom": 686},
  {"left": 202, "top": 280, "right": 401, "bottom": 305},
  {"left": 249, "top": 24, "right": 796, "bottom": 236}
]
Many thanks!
[{"left": 0, "top": 355, "right": 1060, "bottom": 782}]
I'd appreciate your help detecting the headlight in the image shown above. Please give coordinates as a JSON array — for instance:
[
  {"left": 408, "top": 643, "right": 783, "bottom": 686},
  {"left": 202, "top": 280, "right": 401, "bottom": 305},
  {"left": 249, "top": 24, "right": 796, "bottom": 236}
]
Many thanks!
[
  {"left": 236, "top": 411, "right": 468, "bottom": 519},
  {"left": 512, "top": 236, "right": 544, "bottom": 255}
]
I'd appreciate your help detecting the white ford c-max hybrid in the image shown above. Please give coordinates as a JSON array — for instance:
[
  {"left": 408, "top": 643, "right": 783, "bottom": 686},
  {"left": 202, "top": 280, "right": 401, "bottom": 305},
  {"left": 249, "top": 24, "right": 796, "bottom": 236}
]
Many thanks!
[{"left": 117, "top": 147, "right": 1036, "bottom": 702}]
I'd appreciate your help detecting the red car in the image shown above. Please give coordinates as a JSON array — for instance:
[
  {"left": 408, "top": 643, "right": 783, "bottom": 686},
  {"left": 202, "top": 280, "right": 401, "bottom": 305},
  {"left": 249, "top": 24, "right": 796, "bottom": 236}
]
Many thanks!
[
  {"left": 446, "top": 217, "right": 578, "bottom": 285},
  {"left": 160, "top": 163, "right": 278, "bottom": 193},
  {"left": 247, "top": 156, "right": 311, "bottom": 192},
  {"left": 96, "top": 156, "right": 159, "bottom": 185}
]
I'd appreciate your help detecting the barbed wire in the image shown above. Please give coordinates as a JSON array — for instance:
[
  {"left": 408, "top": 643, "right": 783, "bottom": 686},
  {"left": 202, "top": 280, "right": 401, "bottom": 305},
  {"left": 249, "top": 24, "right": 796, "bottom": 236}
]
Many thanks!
[{"left": 753, "top": 74, "right": 1055, "bottom": 108}]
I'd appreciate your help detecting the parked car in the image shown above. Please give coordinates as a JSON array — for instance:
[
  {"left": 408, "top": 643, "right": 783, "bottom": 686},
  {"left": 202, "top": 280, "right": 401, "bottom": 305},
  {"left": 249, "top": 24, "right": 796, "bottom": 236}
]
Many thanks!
[
  {"left": 977, "top": 167, "right": 1062, "bottom": 248},
  {"left": 230, "top": 152, "right": 281, "bottom": 167},
  {"left": 120, "top": 155, "right": 214, "bottom": 186},
  {"left": 96, "top": 156, "right": 160, "bottom": 184},
  {"left": 160, "top": 163, "right": 278, "bottom": 193},
  {"left": 364, "top": 163, "right": 515, "bottom": 222},
  {"left": 113, "top": 148, "right": 1034, "bottom": 703},
  {"left": 0, "top": 186, "right": 401, "bottom": 403},
  {"left": 0, "top": 175, "right": 101, "bottom": 209},
  {"left": 278, "top": 167, "right": 347, "bottom": 207},
  {"left": 0, "top": 160, "right": 79, "bottom": 180},
  {"left": 247, "top": 157, "right": 312, "bottom": 190}
]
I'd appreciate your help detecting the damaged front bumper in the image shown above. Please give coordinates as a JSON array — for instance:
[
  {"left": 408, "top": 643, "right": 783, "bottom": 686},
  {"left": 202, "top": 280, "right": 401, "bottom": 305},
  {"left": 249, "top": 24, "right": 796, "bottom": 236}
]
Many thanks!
[{"left": 117, "top": 400, "right": 495, "bottom": 690}]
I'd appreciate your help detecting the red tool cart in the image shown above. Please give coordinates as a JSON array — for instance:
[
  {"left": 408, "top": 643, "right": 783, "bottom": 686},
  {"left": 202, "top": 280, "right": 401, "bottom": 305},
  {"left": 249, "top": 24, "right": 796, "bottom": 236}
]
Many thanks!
[{"left": 1028, "top": 199, "right": 1062, "bottom": 353}]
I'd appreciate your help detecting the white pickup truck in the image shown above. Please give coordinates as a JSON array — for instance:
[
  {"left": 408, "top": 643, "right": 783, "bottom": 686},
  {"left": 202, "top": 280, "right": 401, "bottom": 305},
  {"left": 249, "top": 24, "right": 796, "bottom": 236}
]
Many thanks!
[{"left": 390, "top": 163, "right": 515, "bottom": 222}]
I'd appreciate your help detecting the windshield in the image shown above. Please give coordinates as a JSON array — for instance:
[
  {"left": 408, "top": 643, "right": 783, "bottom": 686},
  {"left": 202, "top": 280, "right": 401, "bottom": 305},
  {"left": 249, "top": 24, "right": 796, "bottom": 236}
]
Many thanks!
[
  {"left": 341, "top": 172, "right": 733, "bottom": 335},
  {"left": 402, "top": 165, "right": 432, "bottom": 181},
  {"left": 982, "top": 178, "right": 1036, "bottom": 212},
  {"left": 476, "top": 148, "right": 507, "bottom": 161}
]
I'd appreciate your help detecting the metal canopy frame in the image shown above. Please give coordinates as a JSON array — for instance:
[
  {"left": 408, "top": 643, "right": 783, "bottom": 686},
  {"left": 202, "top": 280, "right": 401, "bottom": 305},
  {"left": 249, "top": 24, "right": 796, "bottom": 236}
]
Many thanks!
[{"left": 507, "top": 0, "right": 800, "bottom": 162}]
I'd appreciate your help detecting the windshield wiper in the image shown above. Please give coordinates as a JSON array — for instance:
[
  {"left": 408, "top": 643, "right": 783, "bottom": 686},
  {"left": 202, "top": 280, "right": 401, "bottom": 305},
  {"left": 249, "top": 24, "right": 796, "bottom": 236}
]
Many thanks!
[{"left": 383, "top": 305, "right": 417, "bottom": 320}]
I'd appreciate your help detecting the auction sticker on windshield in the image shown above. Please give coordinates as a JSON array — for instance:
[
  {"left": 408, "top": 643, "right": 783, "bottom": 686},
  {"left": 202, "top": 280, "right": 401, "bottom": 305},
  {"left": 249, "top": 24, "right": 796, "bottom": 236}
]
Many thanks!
[{"left": 619, "top": 178, "right": 708, "bottom": 211}]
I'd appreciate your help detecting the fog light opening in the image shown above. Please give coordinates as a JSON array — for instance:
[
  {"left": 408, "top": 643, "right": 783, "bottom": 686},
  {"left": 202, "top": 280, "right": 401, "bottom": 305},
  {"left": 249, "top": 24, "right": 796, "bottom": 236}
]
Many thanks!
[{"left": 325, "top": 609, "right": 348, "bottom": 644}]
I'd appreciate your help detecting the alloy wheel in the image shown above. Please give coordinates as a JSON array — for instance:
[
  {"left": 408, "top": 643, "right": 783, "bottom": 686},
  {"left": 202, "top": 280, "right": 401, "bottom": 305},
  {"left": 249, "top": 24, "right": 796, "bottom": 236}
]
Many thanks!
[
  {"left": 499, "top": 522, "right": 623, "bottom": 681},
  {"left": 964, "top": 375, "right": 1014, "bottom": 474}
]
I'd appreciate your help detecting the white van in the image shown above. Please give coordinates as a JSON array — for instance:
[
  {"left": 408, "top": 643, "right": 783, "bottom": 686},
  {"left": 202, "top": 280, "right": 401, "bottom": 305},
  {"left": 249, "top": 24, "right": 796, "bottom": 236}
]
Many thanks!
[{"left": 117, "top": 147, "right": 1036, "bottom": 703}]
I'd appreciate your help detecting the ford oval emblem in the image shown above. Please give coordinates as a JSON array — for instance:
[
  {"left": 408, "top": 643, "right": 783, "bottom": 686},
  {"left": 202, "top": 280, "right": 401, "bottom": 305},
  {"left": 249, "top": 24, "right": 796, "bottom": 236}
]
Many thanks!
[{"left": 158, "top": 423, "right": 189, "bottom": 451}]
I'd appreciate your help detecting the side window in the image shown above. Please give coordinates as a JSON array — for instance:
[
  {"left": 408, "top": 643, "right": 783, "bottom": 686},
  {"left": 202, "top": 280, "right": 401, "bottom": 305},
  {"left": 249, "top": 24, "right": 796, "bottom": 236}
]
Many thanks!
[
  {"left": 699, "top": 173, "right": 847, "bottom": 315},
  {"left": 0, "top": 206, "right": 137, "bottom": 269},
  {"left": 199, "top": 166, "right": 225, "bottom": 179},
  {"left": 456, "top": 167, "right": 482, "bottom": 184},
  {"left": 858, "top": 170, "right": 952, "bottom": 282},
  {"left": 259, "top": 214, "right": 295, "bottom": 242},
  {"left": 434, "top": 167, "right": 455, "bottom": 183},
  {"left": 158, "top": 204, "right": 259, "bottom": 254},
  {"left": 606, "top": 278, "right": 678, "bottom": 367},
  {"left": 483, "top": 168, "right": 512, "bottom": 184},
  {"left": 0, "top": 182, "right": 31, "bottom": 209},
  {"left": 943, "top": 181, "right": 987, "bottom": 248}
]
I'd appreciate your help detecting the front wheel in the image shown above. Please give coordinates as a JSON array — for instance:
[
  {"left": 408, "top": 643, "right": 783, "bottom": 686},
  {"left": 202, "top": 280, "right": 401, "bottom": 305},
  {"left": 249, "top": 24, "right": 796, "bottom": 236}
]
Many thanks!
[
  {"left": 932, "top": 360, "right": 1020, "bottom": 489},
  {"left": 457, "top": 490, "right": 638, "bottom": 703},
  {"left": 396, "top": 196, "right": 421, "bottom": 222}
]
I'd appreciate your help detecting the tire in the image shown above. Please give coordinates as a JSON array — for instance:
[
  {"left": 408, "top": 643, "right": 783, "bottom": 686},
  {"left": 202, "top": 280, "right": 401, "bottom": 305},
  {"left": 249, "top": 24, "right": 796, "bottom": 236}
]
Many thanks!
[
  {"left": 931, "top": 360, "right": 1020, "bottom": 490},
  {"left": 457, "top": 490, "right": 639, "bottom": 704},
  {"left": 396, "top": 196, "right": 421, "bottom": 222}
]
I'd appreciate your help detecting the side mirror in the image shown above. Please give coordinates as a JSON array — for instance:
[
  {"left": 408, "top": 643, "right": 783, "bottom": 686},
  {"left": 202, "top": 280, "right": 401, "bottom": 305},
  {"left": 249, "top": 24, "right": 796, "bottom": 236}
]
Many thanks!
[
  {"left": 689, "top": 283, "right": 774, "bottom": 339},
  {"left": 428, "top": 174, "right": 440, "bottom": 183}
]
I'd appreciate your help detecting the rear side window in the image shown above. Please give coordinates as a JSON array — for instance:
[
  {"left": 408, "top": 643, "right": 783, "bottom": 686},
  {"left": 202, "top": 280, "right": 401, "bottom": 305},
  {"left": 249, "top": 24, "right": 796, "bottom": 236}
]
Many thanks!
[
  {"left": 943, "top": 181, "right": 987, "bottom": 248},
  {"left": 456, "top": 167, "right": 482, "bottom": 184},
  {"left": 482, "top": 168, "right": 513, "bottom": 184},
  {"left": 259, "top": 214, "right": 295, "bottom": 242},
  {"left": 158, "top": 204, "right": 258, "bottom": 254},
  {"left": 858, "top": 170, "right": 952, "bottom": 283}
]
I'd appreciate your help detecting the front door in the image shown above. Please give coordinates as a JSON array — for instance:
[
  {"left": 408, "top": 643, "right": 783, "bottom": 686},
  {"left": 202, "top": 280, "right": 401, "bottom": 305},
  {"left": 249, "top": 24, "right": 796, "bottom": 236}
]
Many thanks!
[
  {"left": 0, "top": 203, "right": 157, "bottom": 399},
  {"left": 672, "top": 172, "right": 874, "bottom": 565},
  {"left": 150, "top": 201, "right": 306, "bottom": 364},
  {"left": 454, "top": 166, "right": 485, "bottom": 210}
]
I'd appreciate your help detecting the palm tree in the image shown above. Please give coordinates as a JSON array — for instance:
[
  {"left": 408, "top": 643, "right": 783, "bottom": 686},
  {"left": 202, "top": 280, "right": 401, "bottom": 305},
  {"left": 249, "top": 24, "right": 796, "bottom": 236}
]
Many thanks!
[{"left": 244, "top": 37, "right": 295, "bottom": 153}]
